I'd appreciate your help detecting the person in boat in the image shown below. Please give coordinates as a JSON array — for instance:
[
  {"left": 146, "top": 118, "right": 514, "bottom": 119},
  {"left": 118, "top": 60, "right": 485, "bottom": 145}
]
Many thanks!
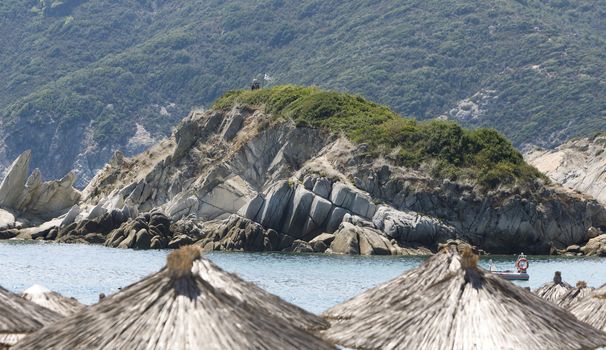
[
  {"left": 251, "top": 79, "right": 261, "bottom": 90},
  {"left": 488, "top": 259, "right": 496, "bottom": 272}
]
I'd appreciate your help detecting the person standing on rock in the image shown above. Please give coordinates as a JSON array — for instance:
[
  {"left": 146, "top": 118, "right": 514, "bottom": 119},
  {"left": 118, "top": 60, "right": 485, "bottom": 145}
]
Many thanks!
[{"left": 251, "top": 78, "right": 261, "bottom": 90}]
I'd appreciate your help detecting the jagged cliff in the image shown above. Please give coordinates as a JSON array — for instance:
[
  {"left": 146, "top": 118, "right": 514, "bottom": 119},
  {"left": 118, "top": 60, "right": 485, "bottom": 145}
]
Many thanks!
[
  {"left": 525, "top": 134, "right": 606, "bottom": 206},
  {"left": 2, "top": 89, "right": 606, "bottom": 255}
]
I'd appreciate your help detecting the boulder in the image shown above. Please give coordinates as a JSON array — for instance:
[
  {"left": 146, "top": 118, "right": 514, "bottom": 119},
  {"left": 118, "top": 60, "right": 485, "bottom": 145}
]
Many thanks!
[
  {"left": 286, "top": 239, "right": 314, "bottom": 253},
  {"left": 105, "top": 211, "right": 172, "bottom": 249},
  {"left": 238, "top": 194, "right": 265, "bottom": 219},
  {"left": 309, "top": 233, "right": 335, "bottom": 253},
  {"left": 168, "top": 235, "right": 194, "bottom": 249},
  {"left": 200, "top": 215, "right": 283, "bottom": 252},
  {"left": 83, "top": 233, "right": 105, "bottom": 244},
  {"left": 351, "top": 192, "right": 376, "bottom": 218},
  {"left": 0, "top": 150, "right": 31, "bottom": 208},
  {"left": 312, "top": 177, "right": 332, "bottom": 199},
  {"left": 329, "top": 222, "right": 398, "bottom": 255},
  {"left": 59, "top": 205, "right": 80, "bottom": 228},
  {"left": 329, "top": 223, "right": 360, "bottom": 255},
  {"left": 133, "top": 229, "right": 152, "bottom": 250},
  {"left": 58, "top": 207, "right": 132, "bottom": 242},
  {"left": 0, "top": 208, "right": 16, "bottom": 231},
  {"left": 221, "top": 109, "right": 244, "bottom": 141},
  {"left": 302, "top": 195, "right": 333, "bottom": 236},
  {"left": 372, "top": 206, "right": 456, "bottom": 245},
  {"left": 118, "top": 229, "right": 137, "bottom": 249},
  {"left": 0, "top": 229, "right": 18, "bottom": 239},
  {"left": 358, "top": 227, "right": 392, "bottom": 255},
  {"left": 279, "top": 234, "right": 294, "bottom": 250},
  {"left": 16, "top": 171, "right": 81, "bottom": 217},
  {"left": 330, "top": 183, "right": 356, "bottom": 209},
  {"left": 87, "top": 204, "right": 107, "bottom": 221},
  {"left": 255, "top": 181, "right": 294, "bottom": 229},
  {"left": 326, "top": 207, "right": 350, "bottom": 233},
  {"left": 581, "top": 234, "right": 606, "bottom": 257},
  {"left": 303, "top": 176, "right": 315, "bottom": 190},
  {"left": 166, "top": 195, "right": 199, "bottom": 219},
  {"left": 281, "top": 186, "right": 315, "bottom": 238},
  {"left": 565, "top": 245, "right": 581, "bottom": 254},
  {"left": 588, "top": 226, "right": 602, "bottom": 239}
]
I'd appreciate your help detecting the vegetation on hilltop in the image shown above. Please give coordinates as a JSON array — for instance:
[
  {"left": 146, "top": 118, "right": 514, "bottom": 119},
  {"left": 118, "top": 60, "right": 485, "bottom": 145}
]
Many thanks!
[{"left": 214, "top": 86, "right": 545, "bottom": 189}]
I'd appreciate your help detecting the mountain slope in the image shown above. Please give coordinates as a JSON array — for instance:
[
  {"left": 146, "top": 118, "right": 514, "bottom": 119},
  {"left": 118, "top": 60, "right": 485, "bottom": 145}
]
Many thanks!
[{"left": 1, "top": 0, "right": 605, "bottom": 183}]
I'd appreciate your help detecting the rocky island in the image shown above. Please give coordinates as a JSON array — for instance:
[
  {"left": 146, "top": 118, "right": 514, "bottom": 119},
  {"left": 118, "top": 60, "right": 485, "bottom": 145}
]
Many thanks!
[{"left": 1, "top": 86, "right": 605, "bottom": 255}]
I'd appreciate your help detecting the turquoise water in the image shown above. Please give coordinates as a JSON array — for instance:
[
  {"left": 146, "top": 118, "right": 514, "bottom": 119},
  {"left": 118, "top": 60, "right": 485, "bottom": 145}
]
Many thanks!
[{"left": 1, "top": 241, "right": 605, "bottom": 314}]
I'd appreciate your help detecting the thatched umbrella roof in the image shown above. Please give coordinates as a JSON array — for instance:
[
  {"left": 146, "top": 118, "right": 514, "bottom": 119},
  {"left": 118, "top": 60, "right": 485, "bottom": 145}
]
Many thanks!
[
  {"left": 321, "top": 244, "right": 606, "bottom": 350},
  {"left": 557, "top": 281, "right": 595, "bottom": 309},
  {"left": 568, "top": 283, "right": 606, "bottom": 332},
  {"left": 0, "top": 286, "right": 61, "bottom": 348},
  {"left": 21, "top": 285, "right": 84, "bottom": 317},
  {"left": 534, "top": 271, "right": 573, "bottom": 305},
  {"left": 14, "top": 246, "right": 333, "bottom": 350}
]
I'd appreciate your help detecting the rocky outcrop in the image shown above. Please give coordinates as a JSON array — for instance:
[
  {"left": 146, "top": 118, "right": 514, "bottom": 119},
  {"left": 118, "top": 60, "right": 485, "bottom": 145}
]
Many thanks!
[
  {"left": 104, "top": 211, "right": 172, "bottom": 249},
  {"left": 580, "top": 234, "right": 606, "bottom": 257},
  {"left": 55, "top": 208, "right": 131, "bottom": 243},
  {"left": 195, "top": 215, "right": 291, "bottom": 252},
  {"left": 525, "top": 135, "right": 606, "bottom": 206},
  {"left": 328, "top": 222, "right": 431, "bottom": 256},
  {"left": 4, "top": 106, "right": 606, "bottom": 255},
  {"left": 0, "top": 150, "right": 80, "bottom": 219},
  {"left": 0, "top": 150, "right": 31, "bottom": 208}
]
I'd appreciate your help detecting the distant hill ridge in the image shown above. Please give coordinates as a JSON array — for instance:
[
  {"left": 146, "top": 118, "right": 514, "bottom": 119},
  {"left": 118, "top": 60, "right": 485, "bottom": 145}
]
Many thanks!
[{"left": 0, "top": 0, "right": 605, "bottom": 182}]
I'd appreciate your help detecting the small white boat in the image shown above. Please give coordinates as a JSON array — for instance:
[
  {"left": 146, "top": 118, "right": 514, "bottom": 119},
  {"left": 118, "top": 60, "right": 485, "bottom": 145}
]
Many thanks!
[{"left": 489, "top": 254, "right": 530, "bottom": 281}]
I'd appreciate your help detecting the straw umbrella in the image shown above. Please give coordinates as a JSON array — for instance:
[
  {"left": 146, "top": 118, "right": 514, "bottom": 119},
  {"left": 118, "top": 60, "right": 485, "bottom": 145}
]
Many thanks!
[
  {"left": 322, "top": 244, "right": 606, "bottom": 350},
  {"left": 21, "top": 285, "right": 84, "bottom": 317},
  {"left": 14, "top": 246, "right": 333, "bottom": 350},
  {"left": 568, "top": 283, "right": 606, "bottom": 332},
  {"left": 0, "top": 286, "right": 61, "bottom": 349},
  {"left": 557, "top": 281, "right": 595, "bottom": 309},
  {"left": 534, "top": 271, "right": 573, "bottom": 305}
]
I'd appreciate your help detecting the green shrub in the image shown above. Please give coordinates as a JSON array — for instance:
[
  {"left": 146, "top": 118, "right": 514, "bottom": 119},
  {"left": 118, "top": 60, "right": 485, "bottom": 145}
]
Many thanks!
[{"left": 213, "top": 85, "right": 545, "bottom": 189}]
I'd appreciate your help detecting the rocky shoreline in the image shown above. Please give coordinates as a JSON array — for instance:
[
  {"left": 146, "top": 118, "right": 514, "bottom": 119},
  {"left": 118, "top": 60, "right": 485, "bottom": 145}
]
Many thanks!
[{"left": 1, "top": 106, "right": 606, "bottom": 256}]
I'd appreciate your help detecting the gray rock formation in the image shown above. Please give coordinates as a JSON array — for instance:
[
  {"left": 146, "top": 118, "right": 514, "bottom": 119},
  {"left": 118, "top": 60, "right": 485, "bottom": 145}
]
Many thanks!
[
  {"left": 0, "top": 150, "right": 31, "bottom": 208},
  {"left": 0, "top": 150, "right": 80, "bottom": 219},
  {"left": 580, "top": 234, "right": 606, "bottom": 257},
  {"left": 4, "top": 106, "right": 605, "bottom": 255},
  {"left": 328, "top": 222, "right": 426, "bottom": 256},
  {"left": 104, "top": 211, "right": 172, "bottom": 249},
  {"left": 525, "top": 134, "right": 606, "bottom": 206}
]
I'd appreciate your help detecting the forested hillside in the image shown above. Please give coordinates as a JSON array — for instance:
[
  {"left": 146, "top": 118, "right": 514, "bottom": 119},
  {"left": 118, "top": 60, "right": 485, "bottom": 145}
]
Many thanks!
[{"left": 1, "top": 0, "right": 605, "bottom": 183}]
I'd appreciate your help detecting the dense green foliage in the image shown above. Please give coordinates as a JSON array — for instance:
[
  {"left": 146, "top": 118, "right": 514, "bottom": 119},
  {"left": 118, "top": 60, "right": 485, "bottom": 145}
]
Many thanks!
[
  {"left": 1, "top": 0, "right": 606, "bottom": 146},
  {"left": 215, "top": 86, "right": 544, "bottom": 188}
]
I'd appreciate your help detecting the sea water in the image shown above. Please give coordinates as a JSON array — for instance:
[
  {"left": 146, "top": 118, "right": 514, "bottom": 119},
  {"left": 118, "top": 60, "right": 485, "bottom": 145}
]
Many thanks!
[{"left": 1, "top": 241, "right": 605, "bottom": 314}]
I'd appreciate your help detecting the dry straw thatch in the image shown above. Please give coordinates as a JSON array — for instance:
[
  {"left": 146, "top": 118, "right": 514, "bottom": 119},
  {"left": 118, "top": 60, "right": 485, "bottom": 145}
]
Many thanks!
[
  {"left": 534, "top": 271, "right": 573, "bottom": 304},
  {"left": 557, "top": 281, "right": 595, "bottom": 310},
  {"left": 0, "top": 286, "right": 61, "bottom": 348},
  {"left": 322, "top": 244, "right": 606, "bottom": 350},
  {"left": 568, "top": 283, "right": 606, "bottom": 332},
  {"left": 535, "top": 275, "right": 595, "bottom": 309},
  {"left": 14, "top": 246, "right": 333, "bottom": 350},
  {"left": 21, "top": 285, "right": 84, "bottom": 317}
]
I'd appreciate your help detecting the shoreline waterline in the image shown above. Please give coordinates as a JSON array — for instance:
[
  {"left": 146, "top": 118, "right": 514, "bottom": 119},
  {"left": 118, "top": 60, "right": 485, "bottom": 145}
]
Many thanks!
[{"left": 1, "top": 241, "right": 605, "bottom": 313}]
